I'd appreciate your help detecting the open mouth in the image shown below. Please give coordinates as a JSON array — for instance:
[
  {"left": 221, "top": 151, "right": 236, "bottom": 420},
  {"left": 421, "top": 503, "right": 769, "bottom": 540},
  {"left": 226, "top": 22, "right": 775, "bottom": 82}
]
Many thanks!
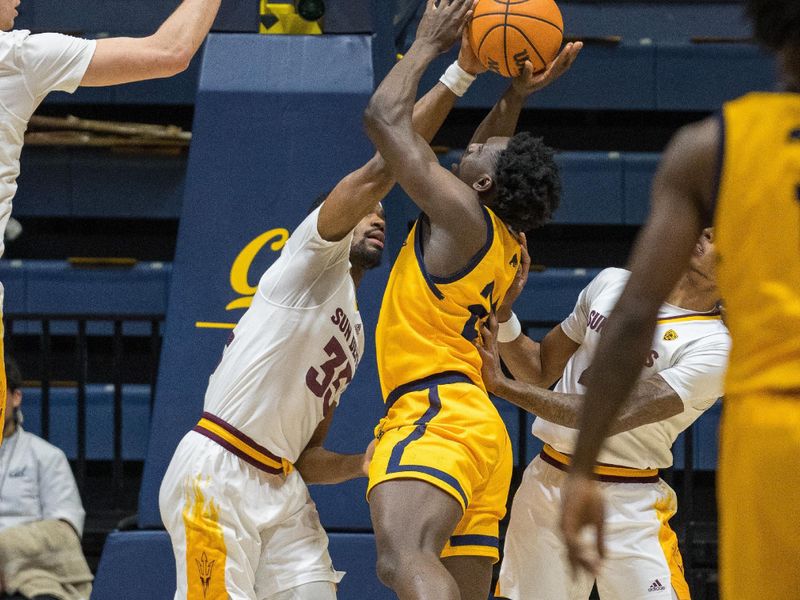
[{"left": 694, "top": 242, "right": 704, "bottom": 257}]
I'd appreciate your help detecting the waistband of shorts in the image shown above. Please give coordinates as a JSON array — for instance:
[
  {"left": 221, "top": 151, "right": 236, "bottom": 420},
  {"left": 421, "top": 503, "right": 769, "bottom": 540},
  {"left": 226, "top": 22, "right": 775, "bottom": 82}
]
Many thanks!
[
  {"left": 539, "top": 444, "right": 659, "bottom": 483},
  {"left": 193, "top": 412, "right": 293, "bottom": 476},
  {"left": 385, "top": 371, "right": 477, "bottom": 411}
]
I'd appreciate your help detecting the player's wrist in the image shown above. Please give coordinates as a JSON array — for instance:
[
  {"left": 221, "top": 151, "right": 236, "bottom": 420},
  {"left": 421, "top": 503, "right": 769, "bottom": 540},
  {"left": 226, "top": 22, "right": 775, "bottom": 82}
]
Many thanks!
[
  {"left": 440, "top": 61, "right": 478, "bottom": 97},
  {"left": 497, "top": 312, "right": 522, "bottom": 343}
]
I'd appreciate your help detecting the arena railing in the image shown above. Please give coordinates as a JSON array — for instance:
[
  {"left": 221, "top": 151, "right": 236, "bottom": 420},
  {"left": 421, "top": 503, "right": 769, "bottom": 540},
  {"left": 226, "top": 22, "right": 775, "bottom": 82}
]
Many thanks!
[{"left": 4, "top": 312, "right": 163, "bottom": 511}]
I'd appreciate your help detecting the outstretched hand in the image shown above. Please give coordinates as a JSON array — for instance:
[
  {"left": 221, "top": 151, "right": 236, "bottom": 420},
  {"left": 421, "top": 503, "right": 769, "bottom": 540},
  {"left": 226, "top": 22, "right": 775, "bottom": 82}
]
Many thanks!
[
  {"left": 497, "top": 233, "right": 530, "bottom": 323},
  {"left": 512, "top": 41, "right": 583, "bottom": 97},
  {"left": 475, "top": 314, "right": 506, "bottom": 394},
  {"left": 561, "top": 472, "right": 606, "bottom": 576},
  {"left": 416, "top": 0, "right": 476, "bottom": 54}
]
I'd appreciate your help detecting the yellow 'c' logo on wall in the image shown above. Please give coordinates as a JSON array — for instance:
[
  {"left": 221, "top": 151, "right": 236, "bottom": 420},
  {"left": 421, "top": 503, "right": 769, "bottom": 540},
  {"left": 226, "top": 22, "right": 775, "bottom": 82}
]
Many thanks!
[{"left": 225, "top": 228, "right": 289, "bottom": 311}]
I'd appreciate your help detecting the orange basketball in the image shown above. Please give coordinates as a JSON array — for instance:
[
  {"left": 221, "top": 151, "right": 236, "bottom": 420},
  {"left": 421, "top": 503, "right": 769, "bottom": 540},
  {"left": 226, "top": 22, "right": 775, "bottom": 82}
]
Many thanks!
[{"left": 469, "top": 0, "right": 564, "bottom": 78}]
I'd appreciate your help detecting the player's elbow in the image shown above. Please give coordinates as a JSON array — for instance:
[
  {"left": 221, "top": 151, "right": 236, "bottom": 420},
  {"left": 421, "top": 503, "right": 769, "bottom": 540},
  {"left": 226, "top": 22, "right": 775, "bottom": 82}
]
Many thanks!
[
  {"left": 144, "top": 38, "right": 192, "bottom": 78},
  {"left": 161, "top": 43, "right": 192, "bottom": 76}
]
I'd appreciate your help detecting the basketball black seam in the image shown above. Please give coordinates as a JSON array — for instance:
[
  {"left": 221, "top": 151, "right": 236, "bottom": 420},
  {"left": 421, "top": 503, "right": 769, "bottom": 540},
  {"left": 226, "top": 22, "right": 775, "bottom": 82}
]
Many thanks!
[
  {"left": 472, "top": 12, "right": 563, "bottom": 35},
  {"left": 477, "top": 22, "right": 506, "bottom": 56},
  {"left": 506, "top": 23, "right": 547, "bottom": 71}
]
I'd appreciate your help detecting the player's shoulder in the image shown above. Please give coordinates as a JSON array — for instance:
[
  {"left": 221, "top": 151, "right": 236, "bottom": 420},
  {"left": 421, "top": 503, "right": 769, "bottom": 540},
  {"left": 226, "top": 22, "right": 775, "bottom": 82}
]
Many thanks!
[
  {"left": 670, "top": 320, "right": 731, "bottom": 354},
  {"left": 589, "top": 267, "right": 629, "bottom": 293},
  {"left": 0, "top": 30, "right": 29, "bottom": 65}
]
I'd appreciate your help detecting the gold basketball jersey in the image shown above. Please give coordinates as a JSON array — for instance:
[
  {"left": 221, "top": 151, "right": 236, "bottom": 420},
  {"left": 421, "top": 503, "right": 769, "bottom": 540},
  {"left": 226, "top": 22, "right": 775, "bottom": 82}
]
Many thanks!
[
  {"left": 376, "top": 206, "right": 521, "bottom": 399},
  {"left": 715, "top": 92, "right": 800, "bottom": 395}
]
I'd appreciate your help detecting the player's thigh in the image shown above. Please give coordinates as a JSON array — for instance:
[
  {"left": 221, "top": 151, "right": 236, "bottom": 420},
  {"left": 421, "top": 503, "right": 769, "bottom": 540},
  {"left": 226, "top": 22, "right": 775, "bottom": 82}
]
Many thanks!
[
  {"left": 160, "top": 437, "right": 265, "bottom": 600},
  {"left": 496, "top": 457, "right": 593, "bottom": 600},
  {"left": 595, "top": 480, "right": 688, "bottom": 600},
  {"left": 719, "top": 393, "right": 800, "bottom": 600},
  {"left": 255, "top": 473, "right": 342, "bottom": 598},
  {"left": 265, "top": 581, "right": 337, "bottom": 600},
  {"left": 369, "top": 478, "right": 464, "bottom": 557}
]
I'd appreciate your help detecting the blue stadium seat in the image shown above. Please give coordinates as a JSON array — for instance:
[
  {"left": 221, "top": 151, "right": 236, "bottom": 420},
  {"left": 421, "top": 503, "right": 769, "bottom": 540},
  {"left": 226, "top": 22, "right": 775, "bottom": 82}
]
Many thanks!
[
  {"left": 0, "top": 260, "right": 170, "bottom": 334},
  {"left": 15, "top": 148, "right": 186, "bottom": 219},
  {"left": 92, "top": 531, "right": 393, "bottom": 600},
  {"left": 92, "top": 531, "right": 175, "bottom": 600},
  {"left": 21, "top": 384, "right": 152, "bottom": 460}
]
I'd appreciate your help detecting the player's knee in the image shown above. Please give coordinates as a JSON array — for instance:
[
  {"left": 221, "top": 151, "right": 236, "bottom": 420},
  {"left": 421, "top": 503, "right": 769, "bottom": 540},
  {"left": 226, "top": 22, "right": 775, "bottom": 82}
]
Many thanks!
[{"left": 375, "top": 546, "right": 433, "bottom": 587}]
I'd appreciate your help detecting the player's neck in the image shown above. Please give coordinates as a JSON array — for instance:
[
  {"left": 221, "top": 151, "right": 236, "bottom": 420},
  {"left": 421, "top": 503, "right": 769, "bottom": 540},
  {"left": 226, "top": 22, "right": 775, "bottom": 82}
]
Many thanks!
[
  {"left": 3, "top": 420, "right": 16, "bottom": 439},
  {"left": 666, "top": 273, "right": 719, "bottom": 313},
  {"left": 350, "top": 265, "right": 364, "bottom": 288}
]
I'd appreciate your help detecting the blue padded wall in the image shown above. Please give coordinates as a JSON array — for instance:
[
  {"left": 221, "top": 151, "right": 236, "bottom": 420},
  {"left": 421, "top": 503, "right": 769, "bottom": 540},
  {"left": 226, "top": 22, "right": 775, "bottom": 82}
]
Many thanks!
[{"left": 138, "top": 34, "right": 377, "bottom": 528}]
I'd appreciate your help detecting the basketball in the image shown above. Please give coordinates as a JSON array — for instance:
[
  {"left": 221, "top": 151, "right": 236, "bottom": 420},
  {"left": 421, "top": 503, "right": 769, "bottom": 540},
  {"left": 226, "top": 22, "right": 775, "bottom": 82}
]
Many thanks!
[{"left": 469, "top": 0, "right": 564, "bottom": 78}]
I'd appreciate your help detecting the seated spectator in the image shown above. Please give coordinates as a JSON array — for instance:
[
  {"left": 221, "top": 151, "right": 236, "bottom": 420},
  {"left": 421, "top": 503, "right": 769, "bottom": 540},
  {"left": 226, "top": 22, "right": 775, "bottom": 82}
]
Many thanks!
[{"left": 0, "top": 357, "right": 92, "bottom": 600}]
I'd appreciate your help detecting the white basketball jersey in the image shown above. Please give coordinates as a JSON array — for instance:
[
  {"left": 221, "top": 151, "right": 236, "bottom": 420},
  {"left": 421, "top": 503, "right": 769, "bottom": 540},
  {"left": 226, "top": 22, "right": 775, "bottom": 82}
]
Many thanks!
[
  {"left": 532, "top": 268, "right": 730, "bottom": 469},
  {"left": 203, "top": 207, "right": 363, "bottom": 462}
]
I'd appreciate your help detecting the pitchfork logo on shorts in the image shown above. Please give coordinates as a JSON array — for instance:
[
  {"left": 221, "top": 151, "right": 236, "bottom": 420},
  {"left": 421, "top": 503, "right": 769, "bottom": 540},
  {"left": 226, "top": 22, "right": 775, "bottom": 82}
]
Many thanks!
[{"left": 196, "top": 552, "right": 215, "bottom": 598}]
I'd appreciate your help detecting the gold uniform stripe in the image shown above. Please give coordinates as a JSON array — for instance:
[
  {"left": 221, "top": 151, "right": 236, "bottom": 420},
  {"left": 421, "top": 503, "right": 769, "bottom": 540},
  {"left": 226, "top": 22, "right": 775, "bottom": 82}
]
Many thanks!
[
  {"left": 196, "top": 418, "right": 284, "bottom": 471},
  {"left": 656, "top": 315, "right": 722, "bottom": 325},
  {"left": 542, "top": 444, "right": 658, "bottom": 479}
]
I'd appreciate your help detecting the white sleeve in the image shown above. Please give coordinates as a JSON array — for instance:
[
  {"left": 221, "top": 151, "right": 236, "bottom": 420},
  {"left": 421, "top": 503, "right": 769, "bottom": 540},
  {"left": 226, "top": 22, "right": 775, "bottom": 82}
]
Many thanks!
[
  {"left": 658, "top": 333, "right": 730, "bottom": 411},
  {"left": 258, "top": 206, "right": 353, "bottom": 308},
  {"left": 37, "top": 446, "right": 85, "bottom": 536},
  {"left": 17, "top": 32, "right": 96, "bottom": 98},
  {"left": 560, "top": 269, "right": 620, "bottom": 344}
]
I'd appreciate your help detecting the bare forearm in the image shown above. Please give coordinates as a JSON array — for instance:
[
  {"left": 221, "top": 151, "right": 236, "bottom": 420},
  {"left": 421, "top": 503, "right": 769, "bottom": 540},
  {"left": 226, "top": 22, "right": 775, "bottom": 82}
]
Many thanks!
[
  {"left": 294, "top": 447, "right": 366, "bottom": 485},
  {"left": 498, "top": 335, "right": 544, "bottom": 384},
  {"left": 469, "top": 86, "right": 526, "bottom": 145},
  {"left": 494, "top": 368, "right": 682, "bottom": 435},
  {"left": 151, "top": 0, "right": 222, "bottom": 62},
  {"left": 365, "top": 41, "right": 440, "bottom": 144}
]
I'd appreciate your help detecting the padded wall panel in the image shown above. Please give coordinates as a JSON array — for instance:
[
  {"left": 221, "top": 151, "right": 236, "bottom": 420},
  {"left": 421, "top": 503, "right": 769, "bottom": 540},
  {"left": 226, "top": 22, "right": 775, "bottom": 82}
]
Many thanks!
[
  {"left": 138, "top": 34, "right": 376, "bottom": 528},
  {"left": 514, "top": 269, "right": 601, "bottom": 324},
  {"left": 622, "top": 152, "right": 659, "bottom": 224},
  {"left": 556, "top": 153, "right": 624, "bottom": 224}
]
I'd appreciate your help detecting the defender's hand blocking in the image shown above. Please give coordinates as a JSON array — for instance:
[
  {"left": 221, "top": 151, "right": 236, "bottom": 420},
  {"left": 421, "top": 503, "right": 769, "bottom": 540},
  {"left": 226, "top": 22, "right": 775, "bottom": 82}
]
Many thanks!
[
  {"left": 511, "top": 41, "right": 583, "bottom": 98},
  {"left": 561, "top": 473, "right": 606, "bottom": 576},
  {"left": 416, "top": 0, "right": 476, "bottom": 54},
  {"left": 497, "top": 233, "right": 530, "bottom": 323},
  {"left": 475, "top": 314, "right": 505, "bottom": 394}
]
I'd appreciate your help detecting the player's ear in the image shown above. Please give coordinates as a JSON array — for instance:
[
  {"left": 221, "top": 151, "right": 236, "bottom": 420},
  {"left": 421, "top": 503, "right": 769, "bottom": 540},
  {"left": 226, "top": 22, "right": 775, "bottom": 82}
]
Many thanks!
[{"left": 472, "top": 174, "right": 494, "bottom": 193}]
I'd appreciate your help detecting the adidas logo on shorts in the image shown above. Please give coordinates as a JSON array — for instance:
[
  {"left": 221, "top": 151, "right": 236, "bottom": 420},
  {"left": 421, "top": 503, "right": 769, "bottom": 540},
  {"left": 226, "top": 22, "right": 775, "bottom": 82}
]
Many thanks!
[{"left": 648, "top": 579, "right": 666, "bottom": 592}]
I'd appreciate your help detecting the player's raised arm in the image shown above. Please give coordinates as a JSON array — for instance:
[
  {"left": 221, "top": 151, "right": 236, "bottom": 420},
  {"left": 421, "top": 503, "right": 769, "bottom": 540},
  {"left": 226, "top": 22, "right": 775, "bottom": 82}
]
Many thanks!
[
  {"left": 363, "top": 0, "right": 488, "bottom": 251},
  {"left": 79, "top": 0, "right": 222, "bottom": 86},
  {"left": 469, "top": 42, "right": 582, "bottom": 146},
  {"left": 317, "top": 40, "right": 483, "bottom": 242},
  {"left": 561, "top": 116, "right": 719, "bottom": 574}
]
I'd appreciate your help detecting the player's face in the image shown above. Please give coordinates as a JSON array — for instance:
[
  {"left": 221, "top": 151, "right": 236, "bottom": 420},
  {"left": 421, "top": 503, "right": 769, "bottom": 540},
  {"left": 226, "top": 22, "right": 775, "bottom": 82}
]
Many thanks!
[
  {"left": 689, "top": 227, "right": 717, "bottom": 282},
  {"left": 454, "top": 136, "right": 510, "bottom": 187},
  {"left": 350, "top": 203, "right": 386, "bottom": 270},
  {"left": 0, "top": 0, "right": 19, "bottom": 30}
]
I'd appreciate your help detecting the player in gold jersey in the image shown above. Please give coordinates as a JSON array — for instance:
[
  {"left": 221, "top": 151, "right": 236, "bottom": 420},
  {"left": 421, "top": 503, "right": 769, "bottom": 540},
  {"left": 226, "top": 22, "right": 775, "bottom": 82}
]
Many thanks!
[
  {"left": 560, "top": 1, "right": 800, "bottom": 598},
  {"left": 363, "top": 1, "right": 580, "bottom": 599}
]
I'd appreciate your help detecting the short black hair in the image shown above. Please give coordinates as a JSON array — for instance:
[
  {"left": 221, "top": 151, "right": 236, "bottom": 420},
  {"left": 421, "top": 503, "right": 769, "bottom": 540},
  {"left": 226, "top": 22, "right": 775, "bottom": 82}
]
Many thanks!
[
  {"left": 492, "top": 132, "right": 561, "bottom": 232},
  {"left": 746, "top": 0, "right": 800, "bottom": 50},
  {"left": 5, "top": 355, "right": 22, "bottom": 393}
]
